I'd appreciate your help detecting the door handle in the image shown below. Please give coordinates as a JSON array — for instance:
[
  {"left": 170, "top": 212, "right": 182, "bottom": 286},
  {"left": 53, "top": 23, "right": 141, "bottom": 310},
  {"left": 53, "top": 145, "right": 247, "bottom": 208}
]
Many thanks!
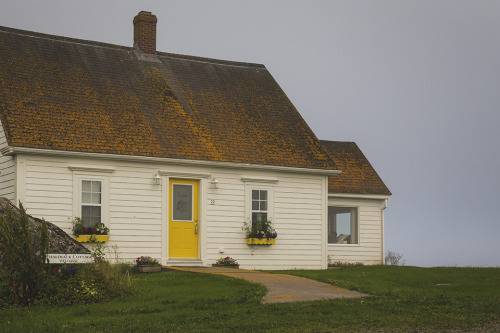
[{"left": 194, "top": 219, "right": 198, "bottom": 234}]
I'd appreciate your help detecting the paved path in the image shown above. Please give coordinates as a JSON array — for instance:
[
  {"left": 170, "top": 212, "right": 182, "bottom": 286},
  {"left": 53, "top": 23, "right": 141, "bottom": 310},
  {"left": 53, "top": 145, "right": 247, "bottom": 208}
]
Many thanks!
[{"left": 167, "top": 266, "right": 368, "bottom": 304}]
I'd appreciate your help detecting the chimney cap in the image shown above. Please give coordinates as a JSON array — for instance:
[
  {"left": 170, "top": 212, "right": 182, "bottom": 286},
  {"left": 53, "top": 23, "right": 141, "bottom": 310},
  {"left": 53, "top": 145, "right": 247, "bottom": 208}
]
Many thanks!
[{"left": 133, "top": 11, "right": 157, "bottom": 24}]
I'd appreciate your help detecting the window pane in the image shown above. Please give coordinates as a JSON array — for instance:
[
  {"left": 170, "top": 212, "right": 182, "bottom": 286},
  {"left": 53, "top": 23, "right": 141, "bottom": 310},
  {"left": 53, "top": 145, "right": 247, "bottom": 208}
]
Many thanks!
[
  {"left": 82, "top": 206, "right": 91, "bottom": 226},
  {"left": 91, "top": 192, "right": 101, "bottom": 204},
  {"left": 252, "top": 201, "right": 259, "bottom": 210},
  {"left": 92, "top": 181, "right": 101, "bottom": 193},
  {"left": 90, "top": 206, "right": 101, "bottom": 224},
  {"left": 336, "top": 212, "right": 351, "bottom": 235},
  {"left": 252, "top": 212, "right": 267, "bottom": 222},
  {"left": 82, "top": 180, "right": 101, "bottom": 204},
  {"left": 252, "top": 190, "right": 259, "bottom": 200},
  {"left": 173, "top": 184, "right": 193, "bottom": 221},
  {"left": 260, "top": 190, "right": 267, "bottom": 200},
  {"left": 328, "top": 207, "right": 358, "bottom": 244},
  {"left": 82, "top": 192, "right": 92, "bottom": 204},
  {"left": 82, "top": 205, "right": 101, "bottom": 226},
  {"left": 260, "top": 201, "right": 267, "bottom": 211},
  {"left": 82, "top": 180, "right": 92, "bottom": 192}
]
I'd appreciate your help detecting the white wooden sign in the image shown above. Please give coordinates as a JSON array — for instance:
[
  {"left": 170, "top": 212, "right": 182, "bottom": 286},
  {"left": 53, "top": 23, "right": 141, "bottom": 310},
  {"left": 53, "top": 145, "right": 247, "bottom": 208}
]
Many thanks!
[{"left": 47, "top": 253, "right": 93, "bottom": 264}]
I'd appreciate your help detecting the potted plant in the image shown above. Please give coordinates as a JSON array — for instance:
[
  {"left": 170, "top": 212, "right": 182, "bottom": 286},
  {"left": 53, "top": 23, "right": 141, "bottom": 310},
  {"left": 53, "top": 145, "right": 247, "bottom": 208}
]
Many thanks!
[
  {"left": 212, "top": 256, "right": 239, "bottom": 268},
  {"left": 72, "top": 217, "right": 110, "bottom": 242},
  {"left": 136, "top": 256, "right": 162, "bottom": 273},
  {"left": 244, "top": 220, "right": 277, "bottom": 245}
]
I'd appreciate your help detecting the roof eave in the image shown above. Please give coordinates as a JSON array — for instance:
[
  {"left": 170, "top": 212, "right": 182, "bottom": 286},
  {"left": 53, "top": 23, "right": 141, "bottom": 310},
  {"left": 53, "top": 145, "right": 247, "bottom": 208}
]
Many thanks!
[
  {"left": 328, "top": 192, "right": 391, "bottom": 200},
  {"left": 1, "top": 146, "right": 341, "bottom": 176}
]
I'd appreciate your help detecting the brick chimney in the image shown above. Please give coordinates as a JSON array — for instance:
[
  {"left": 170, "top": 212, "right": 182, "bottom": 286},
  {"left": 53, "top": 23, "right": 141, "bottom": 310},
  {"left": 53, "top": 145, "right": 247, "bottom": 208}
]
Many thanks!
[{"left": 133, "top": 11, "right": 157, "bottom": 54}]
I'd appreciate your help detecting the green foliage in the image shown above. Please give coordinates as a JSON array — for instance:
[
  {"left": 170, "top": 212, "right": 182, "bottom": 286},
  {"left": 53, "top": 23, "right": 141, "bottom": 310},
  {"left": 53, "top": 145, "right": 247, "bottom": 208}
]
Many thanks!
[
  {"left": 0, "top": 205, "right": 130, "bottom": 308},
  {"left": 135, "top": 256, "right": 161, "bottom": 266},
  {"left": 71, "top": 217, "right": 109, "bottom": 236},
  {"left": 91, "top": 242, "right": 107, "bottom": 263},
  {"left": 244, "top": 220, "right": 277, "bottom": 239},
  {"left": 34, "top": 262, "right": 131, "bottom": 306},
  {"left": 0, "top": 203, "right": 49, "bottom": 305},
  {"left": 215, "top": 256, "right": 238, "bottom": 265}
]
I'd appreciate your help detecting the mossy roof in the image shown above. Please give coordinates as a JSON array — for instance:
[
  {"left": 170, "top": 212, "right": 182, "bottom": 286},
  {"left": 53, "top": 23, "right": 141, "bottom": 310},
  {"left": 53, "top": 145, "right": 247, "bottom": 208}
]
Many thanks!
[
  {"left": 321, "top": 140, "right": 391, "bottom": 195},
  {"left": 0, "top": 26, "right": 337, "bottom": 171}
]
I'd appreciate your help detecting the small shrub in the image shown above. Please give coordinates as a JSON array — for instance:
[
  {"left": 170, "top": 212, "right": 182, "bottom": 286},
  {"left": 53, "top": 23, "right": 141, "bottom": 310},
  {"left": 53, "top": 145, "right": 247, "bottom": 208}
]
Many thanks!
[
  {"left": 329, "top": 261, "right": 364, "bottom": 267},
  {"left": 91, "top": 242, "right": 107, "bottom": 263},
  {"left": 385, "top": 250, "right": 406, "bottom": 266},
  {"left": 0, "top": 203, "right": 49, "bottom": 305},
  {"left": 35, "top": 262, "right": 132, "bottom": 306}
]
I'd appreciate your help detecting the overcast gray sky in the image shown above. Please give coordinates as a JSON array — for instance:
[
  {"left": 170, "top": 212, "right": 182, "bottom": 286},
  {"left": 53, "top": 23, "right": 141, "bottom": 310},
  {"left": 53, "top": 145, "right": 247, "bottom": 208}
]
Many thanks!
[{"left": 2, "top": 0, "right": 499, "bottom": 267}]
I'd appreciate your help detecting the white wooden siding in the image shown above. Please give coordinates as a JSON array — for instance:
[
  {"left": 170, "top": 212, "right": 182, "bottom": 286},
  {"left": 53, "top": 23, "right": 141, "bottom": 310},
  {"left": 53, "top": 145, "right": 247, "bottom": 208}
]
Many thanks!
[
  {"left": 327, "top": 196, "right": 386, "bottom": 265},
  {"left": 0, "top": 121, "right": 15, "bottom": 201},
  {"left": 18, "top": 154, "right": 328, "bottom": 270}
]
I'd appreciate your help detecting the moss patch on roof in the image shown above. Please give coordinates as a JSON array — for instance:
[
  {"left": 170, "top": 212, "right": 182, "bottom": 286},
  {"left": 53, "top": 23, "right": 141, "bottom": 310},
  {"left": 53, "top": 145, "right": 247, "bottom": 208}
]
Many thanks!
[
  {"left": 321, "top": 140, "right": 391, "bottom": 195},
  {"left": 0, "top": 26, "right": 336, "bottom": 171}
]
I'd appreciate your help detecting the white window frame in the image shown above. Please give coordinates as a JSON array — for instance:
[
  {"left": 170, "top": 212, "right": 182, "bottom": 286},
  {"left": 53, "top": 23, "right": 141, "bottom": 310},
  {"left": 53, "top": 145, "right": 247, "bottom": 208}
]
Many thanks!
[
  {"left": 245, "top": 185, "right": 274, "bottom": 224},
  {"left": 251, "top": 188, "right": 269, "bottom": 222},
  {"left": 71, "top": 174, "right": 110, "bottom": 229},
  {"left": 80, "top": 179, "right": 103, "bottom": 226},
  {"left": 328, "top": 206, "right": 359, "bottom": 245}
]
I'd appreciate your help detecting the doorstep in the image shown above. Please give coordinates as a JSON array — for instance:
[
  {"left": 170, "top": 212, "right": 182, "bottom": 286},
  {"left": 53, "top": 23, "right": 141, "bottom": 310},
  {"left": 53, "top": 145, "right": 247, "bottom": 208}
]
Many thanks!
[{"left": 165, "top": 258, "right": 203, "bottom": 267}]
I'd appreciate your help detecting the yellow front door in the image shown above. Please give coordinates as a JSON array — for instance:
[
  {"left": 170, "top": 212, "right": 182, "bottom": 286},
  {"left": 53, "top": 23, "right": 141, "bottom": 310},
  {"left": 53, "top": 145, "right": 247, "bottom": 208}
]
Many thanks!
[{"left": 169, "top": 179, "right": 199, "bottom": 258}]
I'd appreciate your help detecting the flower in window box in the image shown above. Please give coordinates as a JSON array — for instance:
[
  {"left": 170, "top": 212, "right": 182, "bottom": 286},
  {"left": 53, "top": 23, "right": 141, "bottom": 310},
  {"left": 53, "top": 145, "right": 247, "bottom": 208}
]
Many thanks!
[
  {"left": 244, "top": 220, "right": 277, "bottom": 240},
  {"left": 72, "top": 217, "right": 109, "bottom": 242},
  {"left": 72, "top": 217, "right": 109, "bottom": 237}
]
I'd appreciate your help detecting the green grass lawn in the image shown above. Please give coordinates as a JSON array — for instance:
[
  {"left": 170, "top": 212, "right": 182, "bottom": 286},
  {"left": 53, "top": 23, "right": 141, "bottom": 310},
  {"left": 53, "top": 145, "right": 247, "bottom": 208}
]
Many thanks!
[{"left": 1, "top": 266, "right": 499, "bottom": 332}]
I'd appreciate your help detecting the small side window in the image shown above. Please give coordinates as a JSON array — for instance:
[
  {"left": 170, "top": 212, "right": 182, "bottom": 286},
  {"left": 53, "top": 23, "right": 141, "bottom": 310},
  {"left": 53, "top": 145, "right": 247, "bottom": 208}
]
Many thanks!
[{"left": 328, "top": 207, "right": 358, "bottom": 244}]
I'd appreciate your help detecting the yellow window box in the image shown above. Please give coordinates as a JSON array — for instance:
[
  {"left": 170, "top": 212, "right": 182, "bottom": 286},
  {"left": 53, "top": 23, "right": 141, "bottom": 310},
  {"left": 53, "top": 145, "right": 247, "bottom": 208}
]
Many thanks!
[
  {"left": 73, "top": 235, "right": 110, "bottom": 243},
  {"left": 246, "top": 238, "right": 275, "bottom": 245}
]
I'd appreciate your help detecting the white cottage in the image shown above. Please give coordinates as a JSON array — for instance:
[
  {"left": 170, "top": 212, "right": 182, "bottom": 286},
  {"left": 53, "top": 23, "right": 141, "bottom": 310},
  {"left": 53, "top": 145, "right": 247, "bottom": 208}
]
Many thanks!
[{"left": 0, "top": 12, "right": 390, "bottom": 269}]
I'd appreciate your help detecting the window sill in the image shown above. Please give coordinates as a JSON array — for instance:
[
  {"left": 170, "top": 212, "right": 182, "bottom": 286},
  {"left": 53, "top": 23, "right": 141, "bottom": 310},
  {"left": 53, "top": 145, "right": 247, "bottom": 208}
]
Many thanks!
[
  {"left": 73, "top": 235, "right": 109, "bottom": 243},
  {"left": 247, "top": 238, "right": 275, "bottom": 245}
]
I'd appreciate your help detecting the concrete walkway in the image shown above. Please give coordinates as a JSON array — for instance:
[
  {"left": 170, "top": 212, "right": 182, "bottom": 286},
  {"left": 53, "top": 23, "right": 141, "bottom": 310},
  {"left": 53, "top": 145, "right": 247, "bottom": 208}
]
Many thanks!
[{"left": 167, "top": 266, "right": 368, "bottom": 304}]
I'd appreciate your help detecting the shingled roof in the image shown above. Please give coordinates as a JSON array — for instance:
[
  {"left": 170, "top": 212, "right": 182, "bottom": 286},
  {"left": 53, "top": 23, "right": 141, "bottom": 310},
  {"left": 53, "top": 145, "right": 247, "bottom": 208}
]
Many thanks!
[
  {"left": 0, "top": 24, "right": 337, "bottom": 171},
  {"left": 321, "top": 140, "right": 391, "bottom": 196}
]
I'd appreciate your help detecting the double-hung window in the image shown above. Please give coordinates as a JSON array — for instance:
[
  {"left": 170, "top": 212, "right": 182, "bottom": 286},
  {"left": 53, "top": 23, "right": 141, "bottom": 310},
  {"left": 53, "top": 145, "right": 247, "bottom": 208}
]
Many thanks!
[
  {"left": 81, "top": 180, "right": 102, "bottom": 227},
  {"left": 251, "top": 189, "right": 268, "bottom": 222},
  {"left": 328, "top": 206, "right": 358, "bottom": 244}
]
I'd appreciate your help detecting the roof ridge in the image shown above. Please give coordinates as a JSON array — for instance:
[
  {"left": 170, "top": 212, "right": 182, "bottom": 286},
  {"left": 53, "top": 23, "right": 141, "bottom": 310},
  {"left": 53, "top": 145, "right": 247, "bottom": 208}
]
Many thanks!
[
  {"left": 320, "top": 139, "right": 356, "bottom": 144},
  {"left": 0, "top": 25, "right": 266, "bottom": 69},
  {"left": 0, "top": 25, "right": 130, "bottom": 52},
  {"left": 158, "top": 52, "right": 266, "bottom": 69}
]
